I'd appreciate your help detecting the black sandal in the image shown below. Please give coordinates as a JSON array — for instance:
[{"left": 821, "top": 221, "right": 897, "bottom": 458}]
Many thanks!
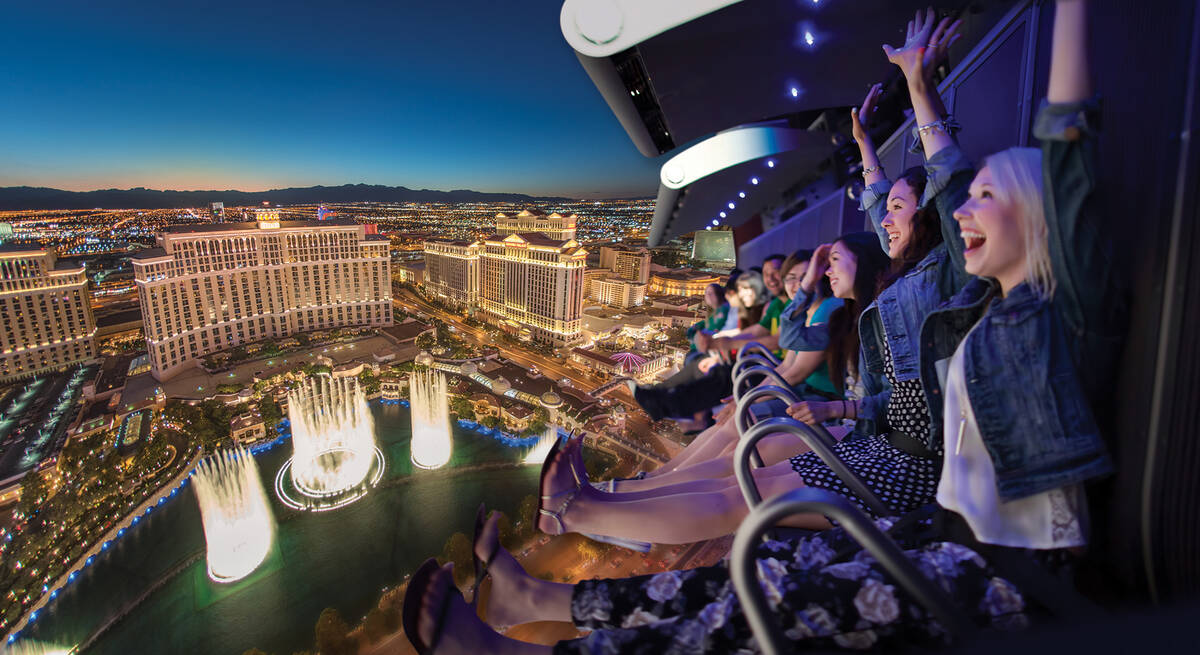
[
  {"left": 402, "top": 558, "right": 454, "bottom": 654},
  {"left": 468, "top": 503, "right": 499, "bottom": 608},
  {"left": 537, "top": 437, "right": 578, "bottom": 535}
]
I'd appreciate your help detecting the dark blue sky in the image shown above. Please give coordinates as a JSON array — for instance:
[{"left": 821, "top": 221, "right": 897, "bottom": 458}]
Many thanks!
[{"left": 1, "top": 0, "right": 661, "bottom": 198}]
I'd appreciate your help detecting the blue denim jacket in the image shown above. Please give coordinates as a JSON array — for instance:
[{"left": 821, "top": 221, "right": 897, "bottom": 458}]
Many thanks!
[
  {"left": 779, "top": 290, "right": 888, "bottom": 435},
  {"left": 917, "top": 99, "right": 1121, "bottom": 500},
  {"left": 853, "top": 150, "right": 974, "bottom": 445}
]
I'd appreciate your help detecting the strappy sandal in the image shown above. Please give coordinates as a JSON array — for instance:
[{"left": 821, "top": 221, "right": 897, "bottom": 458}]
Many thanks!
[
  {"left": 537, "top": 437, "right": 578, "bottom": 536},
  {"left": 402, "top": 558, "right": 454, "bottom": 654},
  {"left": 564, "top": 434, "right": 653, "bottom": 553},
  {"left": 467, "top": 503, "right": 499, "bottom": 608}
]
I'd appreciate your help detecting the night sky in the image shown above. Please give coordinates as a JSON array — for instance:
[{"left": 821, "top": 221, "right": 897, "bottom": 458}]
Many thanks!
[{"left": 1, "top": 0, "right": 661, "bottom": 198}]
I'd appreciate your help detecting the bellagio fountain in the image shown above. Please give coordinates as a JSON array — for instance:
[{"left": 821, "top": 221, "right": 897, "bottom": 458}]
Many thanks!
[
  {"left": 193, "top": 446, "right": 275, "bottom": 583},
  {"left": 409, "top": 369, "right": 452, "bottom": 469},
  {"left": 274, "top": 376, "right": 386, "bottom": 512}
]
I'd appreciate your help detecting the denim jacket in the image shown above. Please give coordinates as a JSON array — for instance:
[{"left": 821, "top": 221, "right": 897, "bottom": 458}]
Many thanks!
[
  {"left": 779, "top": 290, "right": 889, "bottom": 435},
  {"left": 917, "top": 99, "right": 1121, "bottom": 500},
  {"left": 850, "top": 148, "right": 974, "bottom": 444}
]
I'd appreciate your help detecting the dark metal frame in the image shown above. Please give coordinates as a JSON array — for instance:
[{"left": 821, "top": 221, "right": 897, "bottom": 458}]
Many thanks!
[{"left": 729, "top": 488, "right": 977, "bottom": 655}]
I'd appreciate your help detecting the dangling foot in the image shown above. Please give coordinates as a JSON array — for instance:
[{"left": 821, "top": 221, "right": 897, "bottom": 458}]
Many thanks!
[
  {"left": 468, "top": 503, "right": 498, "bottom": 607},
  {"left": 473, "top": 511, "right": 557, "bottom": 628},
  {"left": 411, "top": 563, "right": 529, "bottom": 655},
  {"left": 536, "top": 437, "right": 580, "bottom": 536}
]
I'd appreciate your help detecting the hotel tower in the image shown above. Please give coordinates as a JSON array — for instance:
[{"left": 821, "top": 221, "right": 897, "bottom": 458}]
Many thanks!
[
  {"left": 0, "top": 247, "right": 96, "bottom": 383},
  {"left": 133, "top": 213, "right": 391, "bottom": 381}
]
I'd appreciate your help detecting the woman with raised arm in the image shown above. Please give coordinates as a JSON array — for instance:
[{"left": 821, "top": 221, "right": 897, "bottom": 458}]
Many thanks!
[{"left": 403, "top": 3, "right": 1124, "bottom": 653}]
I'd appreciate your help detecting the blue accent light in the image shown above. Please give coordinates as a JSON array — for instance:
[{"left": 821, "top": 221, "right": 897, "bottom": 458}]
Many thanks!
[
  {"left": 791, "top": 87, "right": 799, "bottom": 97},
  {"left": 727, "top": 202, "right": 735, "bottom": 209},
  {"left": 751, "top": 177, "right": 759, "bottom": 185},
  {"left": 719, "top": 212, "right": 727, "bottom": 218},
  {"left": 738, "top": 191, "right": 746, "bottom": 198},
  {"left": 767, "top": 160, "right": 775, "bottom": 168},
  {"left": 804, "top": 31, "right": 815, "bottom": 46}
]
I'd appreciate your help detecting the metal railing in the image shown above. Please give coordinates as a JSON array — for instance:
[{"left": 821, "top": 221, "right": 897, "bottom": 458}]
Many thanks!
[{"left": 729, "top": 488, "right": 977, "bottom": 655}]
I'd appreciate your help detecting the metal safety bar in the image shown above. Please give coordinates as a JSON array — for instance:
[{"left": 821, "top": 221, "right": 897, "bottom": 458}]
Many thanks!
[
  {"left": 735, "top": 417, "right": 892, "bottom": 518},
  {"left": 733, "top": 385, "right": 800, "bottom": 470},
  {"left": 737, "top": 341, "right": 782, "bottom": 367},
  {"left": 734, "top": 384, "right": 800, "bottom": 436},
  {"left": 730, "top": 488, "right": 977, "bottom": 655},
  {"left": 732, "top": 364, "right": 792, "bottom": 402},
  {"left": 730, "top": 352, "right": 778, "bottom": 381}
]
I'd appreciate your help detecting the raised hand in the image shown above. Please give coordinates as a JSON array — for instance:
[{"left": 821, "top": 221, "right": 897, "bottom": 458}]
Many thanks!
[
  {"left": 850, "top": 83, "right": 883, "bottom": 145},
  {"left": 800, "top": 243, "right": 832, "bottom": 294},
  {"left": 882, "top": 7, "right": 938, "bottom": 82},
  {"left": 884, "top": 8, "right": 964, "bottom": 89},
  {"left": 924, "top": 16, "right": 964, "bottom": 85}
]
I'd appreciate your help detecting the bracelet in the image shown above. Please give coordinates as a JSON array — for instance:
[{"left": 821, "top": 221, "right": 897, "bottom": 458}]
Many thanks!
[
  {"left": 861, "top": 165, "right": 882, "bottom": 178},
  {"left": 840, "top": 400, "right": 848, "bottom": 418},
  {"left": 916, "top": 115, "right": 962, "bottom": 137}
]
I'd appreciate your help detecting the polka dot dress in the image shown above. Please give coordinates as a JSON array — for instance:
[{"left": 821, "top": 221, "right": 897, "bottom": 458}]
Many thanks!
[{"left": 790, "top": 336, "right": 939, "bottom": 517}]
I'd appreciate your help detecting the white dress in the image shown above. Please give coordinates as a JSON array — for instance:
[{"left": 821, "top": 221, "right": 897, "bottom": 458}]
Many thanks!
[{"left": 935, "top": 329, "right": 1088, "bottom": 549}]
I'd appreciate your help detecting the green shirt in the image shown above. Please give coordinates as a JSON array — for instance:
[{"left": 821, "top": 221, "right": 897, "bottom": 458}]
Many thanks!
[
  {"left": 757, "top": 296, "right": 786, "bottom": 358},
  {"left": 758, "top": 296, "right": 786, "bottom": 334}
]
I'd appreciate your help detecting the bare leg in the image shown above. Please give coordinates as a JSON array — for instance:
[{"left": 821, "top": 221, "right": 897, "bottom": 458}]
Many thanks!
[
  {"left": 416, "top": 564, "right": 552, "bottom": 655},
  {"left": 614, "top": 431, "right": 814, "bottom": 491},
  {"left": 639, "top": 417, "right": 737, "bottom": 479},
  {"left": 475, "top": 512, "right": 573, "bottom": 627},
  {"left": 560, "top": 462, "right": 830, "bottom": 543}
]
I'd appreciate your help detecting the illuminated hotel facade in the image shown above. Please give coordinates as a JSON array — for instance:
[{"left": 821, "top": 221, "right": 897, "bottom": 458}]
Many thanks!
[
  {"left": 133, "top": 214, "right": 392, "bottom": 381},
  {"left": 423, "top": 239, "right": 481, "bottom": 306},
  {"left": 0, "top": 247, "right": 97, "bottom": 383},
  {"left": 479, "top": 210, "right": 586, "bottom": 344},
  {"left": 598, "top": 246, "right": 651, "bottom": 283}
]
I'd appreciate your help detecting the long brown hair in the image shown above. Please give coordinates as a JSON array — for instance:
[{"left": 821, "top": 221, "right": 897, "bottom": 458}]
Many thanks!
[
  {"left": 825, "top": 232, "right": 891, "bottom": 390},
  {"left": 877, "top": 166, "right": 944, "bottom": 293}
]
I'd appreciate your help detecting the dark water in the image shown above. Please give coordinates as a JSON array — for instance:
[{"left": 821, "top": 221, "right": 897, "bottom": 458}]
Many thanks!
[{"left": 18, "top": 401, "right": 541, "bottom": 655}]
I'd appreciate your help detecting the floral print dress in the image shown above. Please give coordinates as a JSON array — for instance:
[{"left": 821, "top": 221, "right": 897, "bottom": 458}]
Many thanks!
[{"left": 552, "top": 515, "right": 1064, "bottom": 654}]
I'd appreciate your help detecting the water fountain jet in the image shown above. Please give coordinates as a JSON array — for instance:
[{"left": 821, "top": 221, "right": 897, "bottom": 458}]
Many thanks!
[
  {"left": 192, "top": 446, "right": 274, "bottom": 583},
  {"left": 523, "top": 426, "right": 560, "bottom": 465},
  {"left": 409, "top": 369, "right": 452, "bottom": 469},
  {"left": 274, "top": 376, "right": 385, "bottom": 512}
]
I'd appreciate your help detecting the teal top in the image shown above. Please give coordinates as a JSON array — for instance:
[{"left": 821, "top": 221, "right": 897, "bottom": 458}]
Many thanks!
[{"left": 802, "top": 297, "right": 844, "bottom": 395}]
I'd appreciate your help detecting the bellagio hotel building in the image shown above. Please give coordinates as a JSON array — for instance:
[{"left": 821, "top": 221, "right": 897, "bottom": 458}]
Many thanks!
[
  {"left": 133, "top": 214, "right": 391, "bottom": 381},
  {"left": 0, "top": 246, "right": 96, "bottom": 383}
]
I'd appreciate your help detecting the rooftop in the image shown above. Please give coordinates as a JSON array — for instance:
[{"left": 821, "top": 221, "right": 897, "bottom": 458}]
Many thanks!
[
  {"left": 163, "top": 218, "right": 360, "bottom": 234},
  {"left": 651, "top": 268, "right": 721, "bottom": 281},
  {"left": 130, "top": 247, "right": 167, "bottom": 261},
  {"left": 383, "top": 320, "right": 433, "bottom": 343}
]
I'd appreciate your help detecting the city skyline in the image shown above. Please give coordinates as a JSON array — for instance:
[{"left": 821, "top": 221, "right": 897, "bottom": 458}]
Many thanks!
[{"left": 2, "top": 1, "right": 663, "bottom": 199}]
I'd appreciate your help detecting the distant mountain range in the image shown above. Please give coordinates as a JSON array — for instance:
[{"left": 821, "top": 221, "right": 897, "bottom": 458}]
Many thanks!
[{"left": 0, "top": 184, "right": 573, "bottom": 211}]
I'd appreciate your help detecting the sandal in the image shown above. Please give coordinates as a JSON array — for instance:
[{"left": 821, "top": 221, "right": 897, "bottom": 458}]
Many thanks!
[
  {"left": 564, "top": 435, "right": 653, "bottom": 553},
  {"left": 467, "top": 503, "right": 499, "bottom": 608},
  {"left": 402, "top": 558, "right": 454, "bottom": 654},
  {"left": 537, "top": 437, "right": 578, "bottom": 536}
]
